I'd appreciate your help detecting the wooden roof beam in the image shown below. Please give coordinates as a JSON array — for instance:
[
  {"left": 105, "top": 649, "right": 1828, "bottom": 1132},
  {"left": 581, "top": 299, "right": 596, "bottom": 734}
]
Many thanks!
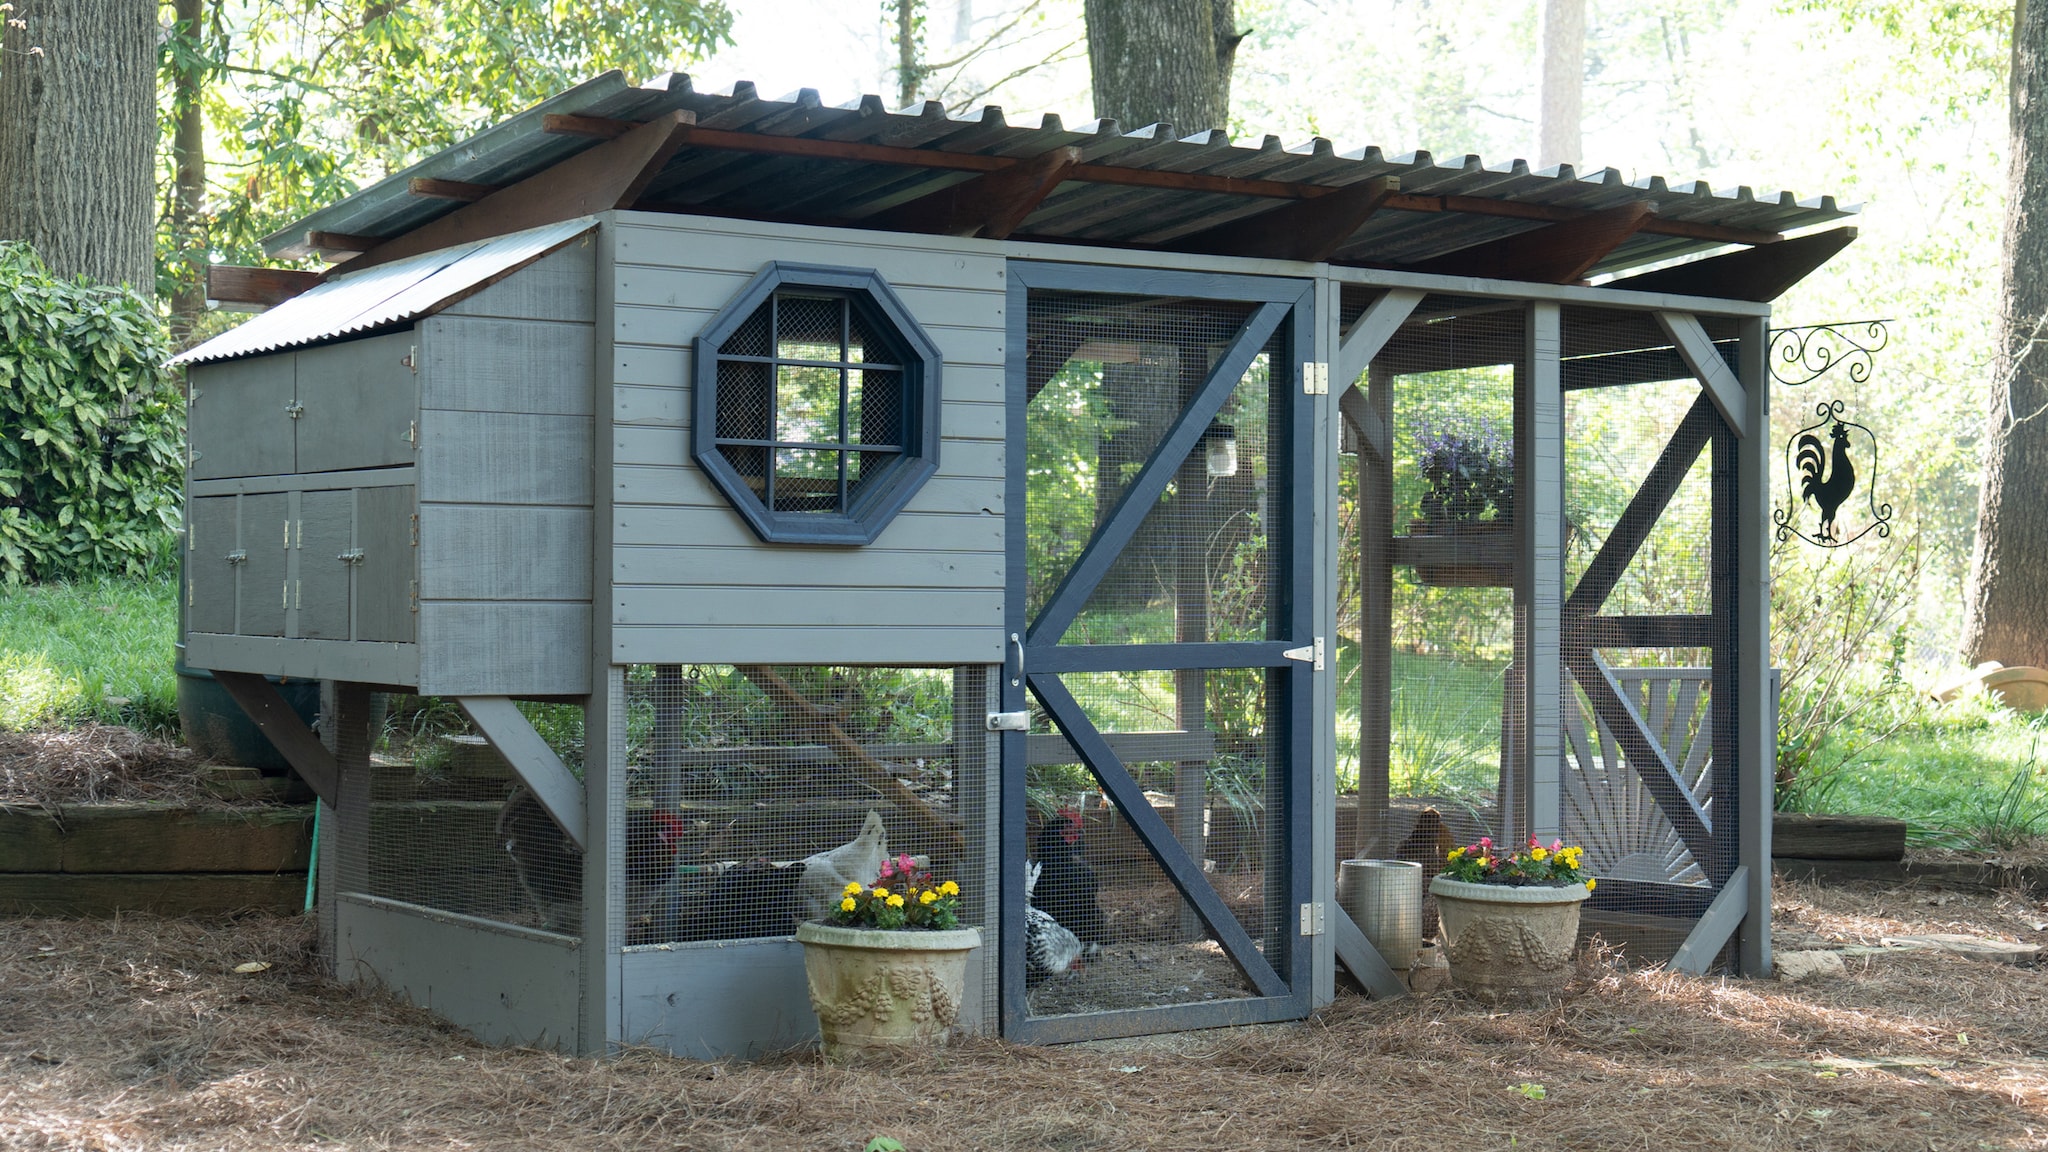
[
  {"left": 337, "top": 110, "right": 699, "bottom": 274},
  {"left": 866, "top": 146, "right": 1081, "bottom": 239},
  {"left": 1173, "top": 176, "right": 1400, "bottom": 262},
  {"left": 408, "top": 176, "right": 498, "bottom": 202},
  {"left": 1406, "top": 202, "right": 1659, "bottom": 283},
  {"left": 205, "top": 265, "right": 320, "bottom": 311},
  {"left": 1601, "top": 225, "right": 1857, "bottom": 301}
]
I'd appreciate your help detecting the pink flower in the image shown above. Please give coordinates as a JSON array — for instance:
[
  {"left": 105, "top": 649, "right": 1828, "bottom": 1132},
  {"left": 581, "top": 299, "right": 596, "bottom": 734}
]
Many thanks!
[
  {"left": 897, "top": 853, "right": 916, "bottom": 873},
  {"left": 1550, "top": 839, "right": 1563, "bottom": 853},
  {"left": 1478, "top": 837, "right": 1493, "bottom": 850},
  {"left": 878, "top": 860, "right": 895, "bottom": 879}
]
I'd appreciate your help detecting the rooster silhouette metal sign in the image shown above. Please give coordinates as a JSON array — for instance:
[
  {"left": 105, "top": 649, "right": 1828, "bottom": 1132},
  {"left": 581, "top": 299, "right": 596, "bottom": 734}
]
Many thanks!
[{"left": 1775, "top": 399, "right": 1892, "bottom": 547}]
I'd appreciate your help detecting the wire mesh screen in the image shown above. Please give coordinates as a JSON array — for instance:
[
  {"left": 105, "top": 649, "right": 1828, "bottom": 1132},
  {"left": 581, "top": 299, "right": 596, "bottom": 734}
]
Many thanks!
[
  {"left": 1024, "top": 669, "right": 1285, "bottom": 1016},
  {"left": 612, "top": 666, "right": 992, "bottom": 987},
  {"left": 334, "top": 695, "right": 589, "bottom": 936},
  {"left": 1023, "top": 290, "right": 1283, "bottom": 647}
]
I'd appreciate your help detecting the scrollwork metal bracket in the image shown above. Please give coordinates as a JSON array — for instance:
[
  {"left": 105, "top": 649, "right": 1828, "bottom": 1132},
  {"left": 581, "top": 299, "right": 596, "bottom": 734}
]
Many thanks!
[{"left": 1768, "top": 320, "right": 1889, "bottom": 388}]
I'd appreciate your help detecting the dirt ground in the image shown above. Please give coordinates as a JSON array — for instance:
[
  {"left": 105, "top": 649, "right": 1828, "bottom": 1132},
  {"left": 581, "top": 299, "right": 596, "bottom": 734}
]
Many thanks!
[{"left": 0, "top": 875, "right": 2043, "bottom": 1151}]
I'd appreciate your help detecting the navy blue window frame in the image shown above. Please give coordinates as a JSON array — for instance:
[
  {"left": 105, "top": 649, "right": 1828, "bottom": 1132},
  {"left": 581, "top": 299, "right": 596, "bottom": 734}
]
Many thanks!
[
  {"left": 1001, "top": 261, "right": 1318, "bottom": 1043},
  {"left": 693, "top": 262, "right": 943, "bottom": 545}
]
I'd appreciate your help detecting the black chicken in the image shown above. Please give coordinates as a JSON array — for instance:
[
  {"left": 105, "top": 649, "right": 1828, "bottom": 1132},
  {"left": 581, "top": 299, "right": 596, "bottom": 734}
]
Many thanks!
[
  {"left": 1797, "top": 422, "right": 1856, "bottom": 543},
  {"left": 497, "top": 787, "right": 583, "bottom": 933},
  {"left": 1024, "top": 860, "right": 1098, "bottom": 986},
  {"left": 1030, "top": 806, "right": 1108, "bottom": 946}
]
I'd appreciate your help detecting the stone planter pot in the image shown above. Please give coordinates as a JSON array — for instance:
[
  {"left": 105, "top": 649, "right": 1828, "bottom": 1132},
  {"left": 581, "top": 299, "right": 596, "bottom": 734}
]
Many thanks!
[
  {"left": 1428, "top": 875, "right": 1590, "bottom": 1004},
  {"left": 795, "top": 921, "right": 982, "bottom": 1060}
]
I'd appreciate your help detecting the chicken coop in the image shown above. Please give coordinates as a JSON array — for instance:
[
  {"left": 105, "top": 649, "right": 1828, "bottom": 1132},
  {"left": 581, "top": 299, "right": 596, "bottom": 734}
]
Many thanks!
[{"left": 175, "top": 72, "right": 1853, "bottom": 1056}]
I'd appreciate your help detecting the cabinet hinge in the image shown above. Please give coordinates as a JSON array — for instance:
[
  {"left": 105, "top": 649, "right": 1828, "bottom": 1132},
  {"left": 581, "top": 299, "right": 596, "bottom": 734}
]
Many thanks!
[
  {"left": 1302, "top": 361, "right": 1329, "bottom": 395},
  {"left": 408, "top": 578, "right": 419, "bottom": 613},
  {"left": 280, "top": 581, "right": 289, "bottom": 610},
  {"left": 409, "top": 513, "right": 420, "bottom": 547},
  {"left": 1281, "top": 636, "right": 1326, "bottom": 671},
  {"left": 186, "top": 578, "right": 194, "bottom": 608},
  {"left": 1299, "top": 901, "right": 1326, "bottom": 936},
  {"left": 281, "top": 520, "right": 291, "bottom": 549}
]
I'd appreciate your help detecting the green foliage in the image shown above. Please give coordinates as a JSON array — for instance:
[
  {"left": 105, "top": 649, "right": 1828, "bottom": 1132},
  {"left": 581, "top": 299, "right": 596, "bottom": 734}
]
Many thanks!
[
  {"left": 158, "top": 0, "right": 735, "bottom": 297},
  {"left": 0, "top": 574, "right": 180, "bottom": 735},
  {"left": 0, "top": 244, "right": 183, "bottom": 584}
]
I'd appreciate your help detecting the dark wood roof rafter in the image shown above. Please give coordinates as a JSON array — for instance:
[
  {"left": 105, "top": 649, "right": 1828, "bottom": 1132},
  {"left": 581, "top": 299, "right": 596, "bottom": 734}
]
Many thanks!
[{"left": 1406, "top": 202, "right": 1658, "bottom": 283}]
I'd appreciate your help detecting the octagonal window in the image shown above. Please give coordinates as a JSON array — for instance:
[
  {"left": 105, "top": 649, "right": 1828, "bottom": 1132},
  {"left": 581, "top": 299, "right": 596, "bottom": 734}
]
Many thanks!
[{"left": 693, "top": 263, "right": 942, "bottom": 544}]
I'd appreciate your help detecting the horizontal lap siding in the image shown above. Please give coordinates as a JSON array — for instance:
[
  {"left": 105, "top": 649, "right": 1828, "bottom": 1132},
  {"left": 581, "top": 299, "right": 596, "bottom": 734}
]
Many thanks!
[
  {"left": 605, "top": 213, "right": 1008, "bottom": 666},
  {"left": 415, "top": 241, "right": 597, "bottom": 695}
]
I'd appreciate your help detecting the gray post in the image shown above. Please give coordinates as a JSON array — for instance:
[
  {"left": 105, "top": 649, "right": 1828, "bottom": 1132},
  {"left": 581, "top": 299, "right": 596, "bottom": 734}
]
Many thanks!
[
  {"left": 1356, "top": 363, "right": 1394, "bottom": 857},
  {"left": 1736, "top": 315, "right": 1774, "bottom": 976},
  {"left": 1518, "top": 302, "right": 1564, "bottom": 842}
]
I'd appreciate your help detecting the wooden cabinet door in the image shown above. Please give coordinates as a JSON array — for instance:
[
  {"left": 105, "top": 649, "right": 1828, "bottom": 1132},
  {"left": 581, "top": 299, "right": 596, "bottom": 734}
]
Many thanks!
[
  {"left": 188, "top": 354, "right": 297, "bottom": 480},
  {"left": 297, "top": 489, "right": 354, "bottom": 640},
  {"left": 295, "top": 331, "right": 419, "bottom": 474},
  {"left": 186, "top": 496, "right": 240, "bottom": 635},
  {"left": 355, "top": 485, "right": 416, "bottom": 642},
  {"left": 237, "top": 493, "right": 290, "bottom": 636}
]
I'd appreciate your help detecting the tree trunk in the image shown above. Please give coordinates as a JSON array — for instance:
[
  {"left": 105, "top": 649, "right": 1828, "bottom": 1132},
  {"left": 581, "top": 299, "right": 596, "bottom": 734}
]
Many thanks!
[
  {"left": 896, "top": 0, "right": 924, "bottom": 108},
  {"left": 170, "top": 0, "right": 210, "bottom": 336},
  {"left": 0, "top": 0, "right": 156, "bottom": 294},
  {"left": 1536, "top": 0, "right": 1585, "bottom": 168},
  {"left": 1963, "top": 0, "right": 2048, "bottom": 665},
  {"left": 1083, "top": 0, "right": 1242, "bottom": 134}
]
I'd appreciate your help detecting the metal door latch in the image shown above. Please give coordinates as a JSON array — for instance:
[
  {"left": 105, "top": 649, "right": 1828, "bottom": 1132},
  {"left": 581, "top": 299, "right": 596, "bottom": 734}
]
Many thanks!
[
  {"left": 1282, "top": 636, "right": 1326, "bottom": 671},
  {"left": 985, "top": 710, "right": 1030, "bottom": 732},
  {"left": 284, "top": 401, "right": 304, "bottom": 419},
  {"left": 225, "top": 549, "right": 248, "bottom": 566},
  {"left": 337, "top": 549, "right": 366, "bottom": 565},
  {"left": 1299, "top": 902, "right": 1326, "bottom": 936}
]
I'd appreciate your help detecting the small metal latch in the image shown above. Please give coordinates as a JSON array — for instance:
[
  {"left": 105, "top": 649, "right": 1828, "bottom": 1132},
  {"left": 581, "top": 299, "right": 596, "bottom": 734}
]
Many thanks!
[
  {"left": 1301, "top": 361, "right": 1330, "bottom": 395},
  {"left": 284, "top": 401, "right": 304, "bottom": 419},
  {"left": 1299, "top": 901, "right": 1326, "bottom": 936},
  {"left": 337, "top": 548, "right": 366, "bottom": 565},
  {"left": 1281, "top": 636, "right": 1326, "bottom": 671},
  {"left": 404, "top": 420, "right": 418, "bottom": 445},
  {"left": 402, "top": 345, "right": 417, "bottom": 373},
  {"left": 225, "top": 549, "right": 248, "bottom": 566},
  {"left": 189, "top": 449, "right": 202, "bottom": 463},
  {"left": 985, "top": 710, "right": 1030, "bottom": 732}
]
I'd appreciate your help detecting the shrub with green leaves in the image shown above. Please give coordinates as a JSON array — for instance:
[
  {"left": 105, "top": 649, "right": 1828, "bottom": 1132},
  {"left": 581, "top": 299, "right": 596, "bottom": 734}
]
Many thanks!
[{"left": 0, "top": 242, "right": 183, "bottom": 583}]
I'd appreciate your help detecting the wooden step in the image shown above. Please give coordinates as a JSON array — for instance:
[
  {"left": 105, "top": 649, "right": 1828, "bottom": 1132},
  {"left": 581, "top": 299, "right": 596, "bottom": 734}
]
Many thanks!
[
  {"left": 0, "top": 873, "right": 305, "bottom": 916},
  {"left": 0, "top": 804, "right": 313, "bottom": 873}
]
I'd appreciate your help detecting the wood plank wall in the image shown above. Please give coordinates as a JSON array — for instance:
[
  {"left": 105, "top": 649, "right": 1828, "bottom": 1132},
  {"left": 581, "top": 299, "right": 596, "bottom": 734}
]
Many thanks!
[{"left": 603, "top": 214, "right": 1007, "bottom": 666}]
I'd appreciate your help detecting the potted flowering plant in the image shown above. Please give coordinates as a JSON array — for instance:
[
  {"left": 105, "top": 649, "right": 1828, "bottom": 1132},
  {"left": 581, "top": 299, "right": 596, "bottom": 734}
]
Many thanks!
[
  {"left": 1428, "top": 836, "right": 1595, "bottom": 1004},
  {"left": 794, "top": 853, "right": 982, "bottom": 1060},
  {"left": 1409, "top": 420, "right": 1514, "bottom": 586}
]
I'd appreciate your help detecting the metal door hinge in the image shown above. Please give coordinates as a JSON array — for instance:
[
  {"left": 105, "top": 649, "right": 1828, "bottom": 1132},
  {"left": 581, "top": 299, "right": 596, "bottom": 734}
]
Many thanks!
[
  {"left": 404, "top": 420, "right": 418, "bottom": 445},
  {"left": 281, "top": 581, "right": 289, "bottom": 609},
  {"left": 409, "top": 578, "right": 419, "bottom": 613},
  {"left": 1299, "top": 901, "right": 1326, "bottom": 936},
  {"left": 409, "top": 513, "right": 419, "bottom": 547},
  {"left": 1282, "top": 636, "right": 1326, "bottom": 671},
  {"left": 985, "top": 710, "right": 1030, "bottom": 732},
  {"left": 282, "top": 520, "right": 291, "bottom": 549},
  {"left": 337, "top": 548, "right": 365, "bottom": 565},
  {"left": 1302, "top": 361, "right": 1329, "bottom": 395},
  {"left": 225, "top": 549, "right": 248, "bottom": 566},
  {"left": 284, "top": 401, "right": 304, "bottom": 419}
]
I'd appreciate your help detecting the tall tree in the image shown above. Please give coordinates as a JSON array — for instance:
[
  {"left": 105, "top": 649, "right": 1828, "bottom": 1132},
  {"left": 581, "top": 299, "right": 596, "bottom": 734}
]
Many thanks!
[
  {"left": 167, "top": 0, "right": 213, "bottom": 333},
  {"left": 1536, "top": 0, "right": 1585, "bottom": 167},
  {"left": 1084, "top": 0, "right": 1243, "bottom": 132},
  {"left": 0, "top": 0, "right": 156, "bottom": 293},
  {"left": 1963, "top": 0, "right": 2048, "bottom": 665}
]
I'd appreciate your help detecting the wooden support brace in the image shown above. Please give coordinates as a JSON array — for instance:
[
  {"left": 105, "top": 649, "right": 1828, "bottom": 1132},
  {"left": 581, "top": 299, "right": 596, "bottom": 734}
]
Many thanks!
[
  {"left": 458, "top": 696, "right": 586, "bottom": 851},
  {"left": 1173, "top": 176, "right": 1400, "bottom": 263},
  {"left": 1604, "top": 227, "right": 1857, "bottom": 302},
  {"left": 867, "top": 146, "right": 1081, "bottom": 239},
  {"left": 1335, "top": 287, "right": 1423, "bottom": 399},
  {"left": 1656, "top": 312, "right": 1748, "bottom": 438},
  {"left": 1332, "top": 901, "right": 1410, "bottom": 999},
  {"left": 205, "top": 265, "right": 320, "bottom": 310},
  {"left": 1563, "top": 395, "right": 1716, "bottom": 616},
  {"left": 1670, "top": 864, "right": 1749, "bottom": 976},
  {"left": 1408, "top": 202, "right": 1658, "bottom": 284},
  {"left": 209, "top": 671, "right": 337, "bottom": 808},
  {"left": 1338, "top": 388, "right": 1389, "bottom": 463},
  {"left": 408, "top": 176, "right": 499, "bottom": 202},
  {"left": 1563, "top": 649, "right": 1715, "bottom": 866},
  {"left": 342, "top": 110, "right": 699, "bottom": 272}
]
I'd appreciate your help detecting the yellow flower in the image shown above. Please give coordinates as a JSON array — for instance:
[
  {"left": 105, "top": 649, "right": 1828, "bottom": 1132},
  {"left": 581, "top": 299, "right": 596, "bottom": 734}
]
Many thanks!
[
  {"left": 1447, "top": 847, "right": 1464, "bottom": 862},
  {"left": 886, "top": 894, "right": 905, "bottom": 908},
  {"left": 1585, "top": 878, "right": 1597, "bottom": 891},
  {"left": 939, "top": 880, "right": 959, "bottom": 897},
  {"left": 844, "top": 881, "right": 863, "bottom": 896},
  {"left": 840, "top": 897, "right": 857, "bottom": 912},
  {"left": 1530, "top": 846, "right": 1549, "bottom": 861},
  {"left": 872, "top": 886, "right": 888, "bottom": 899},
  {"left": 920, "top": 890, "right": 938, "bottom": 905}
]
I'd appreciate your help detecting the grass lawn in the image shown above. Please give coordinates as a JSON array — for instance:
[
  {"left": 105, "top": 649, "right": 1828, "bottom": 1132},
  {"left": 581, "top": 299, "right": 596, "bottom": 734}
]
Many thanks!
[
  {"left": 1791, "top": 717, "right": 2048, "bottom": 848},
  {"left": 0, "top": 574, "right": 180, "bottom": 736}
]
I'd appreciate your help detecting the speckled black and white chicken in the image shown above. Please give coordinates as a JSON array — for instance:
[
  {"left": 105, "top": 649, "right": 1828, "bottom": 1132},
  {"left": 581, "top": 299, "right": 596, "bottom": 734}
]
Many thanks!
[{"left": 1024, "top": 860, "right": 1099, "bottom": 985}]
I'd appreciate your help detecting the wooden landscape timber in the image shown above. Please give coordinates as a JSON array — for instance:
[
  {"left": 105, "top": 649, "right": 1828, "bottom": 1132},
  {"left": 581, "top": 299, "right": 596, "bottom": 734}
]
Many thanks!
[{"left": 0, "top": 804, "right": 312, "bottom": 916}]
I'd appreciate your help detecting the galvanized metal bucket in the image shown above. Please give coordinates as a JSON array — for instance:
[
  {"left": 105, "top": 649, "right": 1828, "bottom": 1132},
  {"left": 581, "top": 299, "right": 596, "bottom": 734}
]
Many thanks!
[{"left": 1338, "top": 859, "right": 1425, "bottom": 971}]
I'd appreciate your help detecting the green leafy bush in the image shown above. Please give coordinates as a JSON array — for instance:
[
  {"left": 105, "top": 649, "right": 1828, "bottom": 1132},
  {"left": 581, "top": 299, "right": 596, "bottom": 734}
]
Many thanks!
[{"left": 0, "top": 242, "right": 183, "bottom": 583}]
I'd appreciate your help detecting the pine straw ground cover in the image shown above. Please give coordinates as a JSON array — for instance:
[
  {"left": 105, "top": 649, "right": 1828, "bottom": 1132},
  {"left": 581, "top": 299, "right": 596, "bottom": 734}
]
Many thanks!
[
  {"left": 0, "top": 725, "right": 222, "bottom": 811},
  {"left": 1, "top": 879, "right": 2044, "bottom": 1152}
]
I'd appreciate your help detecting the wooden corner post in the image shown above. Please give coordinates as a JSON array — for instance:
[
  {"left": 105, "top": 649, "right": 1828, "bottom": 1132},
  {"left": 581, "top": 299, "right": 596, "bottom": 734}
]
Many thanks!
[
  {"left": 1736, "top": 315, "right": 1774, "bottom": 976},
  {"left": 1517, "top": 301, "right": 1565, "bottom": 843}
]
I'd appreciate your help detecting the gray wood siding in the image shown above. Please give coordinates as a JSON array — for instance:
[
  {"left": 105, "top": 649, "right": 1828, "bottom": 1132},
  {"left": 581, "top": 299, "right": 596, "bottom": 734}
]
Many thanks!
[
  {"left": 604, "top": 213, "right": 1007, "bottom": 666},
  {"left": 417, "top": 601, "right": 591, "bottom": 696},
  {"left": 441, "top": 235, "right": 597, "bottom": 324},
  {"left": 187, "top": 354, "right": 295, "bottom": 480},
  {"left": 420, "top": 317, "right": 595, "bottom": 415},
  {"left": 419, "top": 505, "right": 591, "bottom": 600}
]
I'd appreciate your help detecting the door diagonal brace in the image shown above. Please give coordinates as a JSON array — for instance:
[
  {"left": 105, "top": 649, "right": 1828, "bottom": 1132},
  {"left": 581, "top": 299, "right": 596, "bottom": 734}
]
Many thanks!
[
  {"left": 1029, "top": 673, "right": 1290, "bottom": 999},
  {"left": 1027, "top": 300, "right": 1291, "bottom": 646},
  {"left": 1564, "top": 394, "right": 1717, "bottom": 618}
]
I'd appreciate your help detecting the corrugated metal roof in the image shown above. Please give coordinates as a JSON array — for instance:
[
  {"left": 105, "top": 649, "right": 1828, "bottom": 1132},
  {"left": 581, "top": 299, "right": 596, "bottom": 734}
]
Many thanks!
[
  {"left": 265, "top": 72, "right": 1855, "bottom": 276},
  {"left": 175, "top": 219, "right": 596, "bottom": 366}
]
